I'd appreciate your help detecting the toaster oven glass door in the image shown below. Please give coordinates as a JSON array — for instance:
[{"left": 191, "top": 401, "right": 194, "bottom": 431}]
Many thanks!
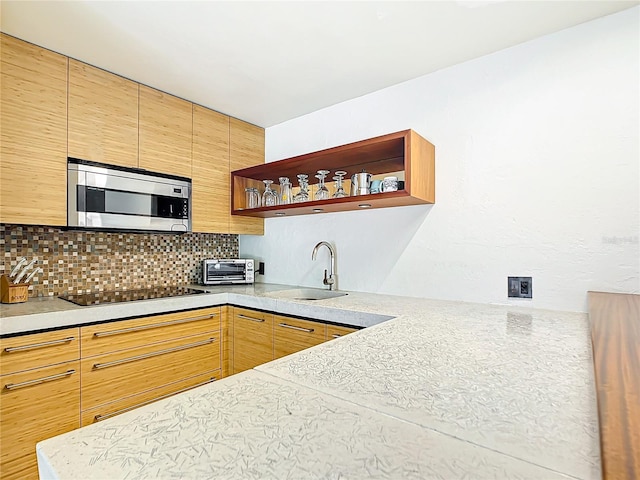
[{"left": 206, "top": 263, "right": 246, "bottom": 282}]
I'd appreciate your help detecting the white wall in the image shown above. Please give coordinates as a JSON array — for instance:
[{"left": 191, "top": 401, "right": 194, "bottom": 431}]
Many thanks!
[{"left": 241, "top": 7, "right": 640, "bottom": 313}]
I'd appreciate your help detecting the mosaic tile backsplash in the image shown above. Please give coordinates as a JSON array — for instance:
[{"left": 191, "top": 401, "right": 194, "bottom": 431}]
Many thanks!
[{"left": 1, "top": 224, "right": 239, "bottom": 298}]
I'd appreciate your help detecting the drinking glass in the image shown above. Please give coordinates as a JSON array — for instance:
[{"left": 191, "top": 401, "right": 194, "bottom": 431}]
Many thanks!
[
  {"left": 245, "top": 187, "right": 259, "bottom": 209},
  {"left": 314, "top": 170, "right": 330, "bottom": 201},
  {"left": 332, "top": 171, "right": 348, "bottom": 198},
  {"left": 278, "top": 177, "right": 292, "bottom": 205},
  {"left": 293, "top": 174, "right": 310, "bottom": 203},
  {"left": 262, "top": 180, "right": 278, "bottom": 207}
]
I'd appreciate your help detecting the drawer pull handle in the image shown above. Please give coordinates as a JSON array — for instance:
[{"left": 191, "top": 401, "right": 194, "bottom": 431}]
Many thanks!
[
  {"left": 331, "top": 334, "right": 342, "bottom": 338},
  {"left": 93, "top": 338, "right": 216, "bottom": 370},
  {"left": 94, "top": 377, "right": 216, "bottom": 422},
  {"left": 4, "top": 336, "right": 75, "bottom": 352},
  {"left": 4, "top": 369, "right": 76, "bottom": 390},
  {"left": 93, "top": 314, "right": 217, "bottom": 337},
  {"left": 237, "top": 314, "right": 265, "bottom": 323},
  {"left": 278, "top": 323, "right": 314, "bottom": 333}
]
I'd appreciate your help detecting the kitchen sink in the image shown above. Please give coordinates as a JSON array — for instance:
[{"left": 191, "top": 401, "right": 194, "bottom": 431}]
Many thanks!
[{"left": 265, "top": 288, "right": 348, "bottom": 301}]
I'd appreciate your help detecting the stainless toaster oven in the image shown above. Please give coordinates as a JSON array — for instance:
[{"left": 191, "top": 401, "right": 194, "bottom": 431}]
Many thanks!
[{"left": 202, "top": 259, "right": 254, "bottom": 285}]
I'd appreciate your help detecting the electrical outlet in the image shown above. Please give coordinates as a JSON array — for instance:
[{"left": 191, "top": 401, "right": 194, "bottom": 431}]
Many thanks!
[{"left": 508, "top": 276, "right": 532, "bottom": 299}]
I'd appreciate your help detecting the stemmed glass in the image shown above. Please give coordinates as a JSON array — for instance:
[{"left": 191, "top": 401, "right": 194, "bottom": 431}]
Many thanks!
[
  {"left": 262, "top": 180, "right": 278, "bottom": 207},
  {"left": 332, "top": 171, "right": 348, "bottom": 198},
  {"left": 293, "top": 174, "right": 310, "bottom": 203},
  {"left": 314, "top": 170, "right": 330, "bottom": 201}
]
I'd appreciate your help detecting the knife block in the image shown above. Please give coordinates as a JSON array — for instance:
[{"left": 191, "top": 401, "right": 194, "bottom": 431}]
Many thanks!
[{"left": 1, "top": 275, "right": 29, "bottom": 304}]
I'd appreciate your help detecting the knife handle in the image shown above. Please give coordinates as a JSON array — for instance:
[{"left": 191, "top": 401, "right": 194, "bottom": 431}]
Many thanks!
[
  {"left": 9, "top": 257, "right": 27, "bottom": 278},
  {"left": 24, "top": 268, "right": 42, "bottom": 284},
  {"left": 14, "top": 259, "right": 36, "bottom": 284}
]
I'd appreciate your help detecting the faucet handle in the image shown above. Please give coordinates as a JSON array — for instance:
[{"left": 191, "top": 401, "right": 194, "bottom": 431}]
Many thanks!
[{"left": 323, "top": 270, "right": 335, "bottom": 286}]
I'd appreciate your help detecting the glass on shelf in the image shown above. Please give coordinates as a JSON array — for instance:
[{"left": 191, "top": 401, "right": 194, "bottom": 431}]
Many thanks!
[
  {"left": 278, "top": 177, "right": 292, "bottom": 205},
  {"left": 262, "top": 180, "right": 278, "bottom": 207},
  {"left": 332, "top": 171, "right": 348, "bottom": 198},
  {"left": 293, "top": 174, "right": 310, "bottom": 203},
  {"left": 314, "top": 170, "right": 330, "bottom": 201},
  {"left": 245, "top": 187, "right": 260, "bottom": 209}
]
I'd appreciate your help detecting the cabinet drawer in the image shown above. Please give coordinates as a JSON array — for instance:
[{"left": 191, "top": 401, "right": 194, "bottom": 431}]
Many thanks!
[
  {"left": 81, "top": 370, "right": 219, "bottom": 426},
  {"left": 0, "top": 328, "right": 80, "bottom": 376},
  {"left": 326, "top": 324, "right": 359, "bottom": 340},
  {"left": 274, "top": 316, "right": 326, "bottom": 360},
  {"left": 0, "top": 361, "right": 80, "bottom": 480},
  {"left": 232, "top": 307, "right": 273, "bottom": 374},
  {"left": 81, "top": 307, "right": 220, "bottom": 358},
  {"left": 81, "top": 332, "right": 220, "bottom": 411}
]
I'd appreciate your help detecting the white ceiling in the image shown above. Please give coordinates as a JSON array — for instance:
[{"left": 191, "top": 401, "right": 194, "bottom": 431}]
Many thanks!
[{"left": 1, "top": 1, "right": 637, "bottom": 127}]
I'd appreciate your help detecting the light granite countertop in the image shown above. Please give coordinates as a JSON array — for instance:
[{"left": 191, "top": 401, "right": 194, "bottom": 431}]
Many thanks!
[
  {"left": 0, "top": 283, "right": 393, "bottom": 336},
  {"left": 29, "top": 285, "right": 600, "bottom": 479}
]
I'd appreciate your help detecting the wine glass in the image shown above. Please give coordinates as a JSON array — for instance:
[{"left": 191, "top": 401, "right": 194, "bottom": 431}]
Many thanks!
[
  {"left": 332, "top": 171, "right": 348, "bottom": 198},
  {"left": 314, "top": 170, "right": 330, "bottom": 201},
  {"left": 262, "top": 180, "right": 278, "bottom": 207},
  {"left": 293, "top": 174, "right": 310, "bottom": 203}
]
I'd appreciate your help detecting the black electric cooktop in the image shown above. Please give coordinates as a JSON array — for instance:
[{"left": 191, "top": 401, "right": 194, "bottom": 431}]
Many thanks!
[{"left": 59, "top": 286, "right": 206, "bottom": 306}]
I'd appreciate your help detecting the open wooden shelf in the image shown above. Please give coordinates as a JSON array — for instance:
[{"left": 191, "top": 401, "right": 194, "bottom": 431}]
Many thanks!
[{"left": 231, "top": 129, "right": 435, "bottom": 218}]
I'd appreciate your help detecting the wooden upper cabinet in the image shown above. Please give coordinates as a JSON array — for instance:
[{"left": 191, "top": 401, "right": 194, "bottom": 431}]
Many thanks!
[
  {"left": 192, "top": 105, "right": 230, "bottom": 233},
  {"left": 139, "top": 85, "right": 192, "bottom": 178},
  {"left": 229, "top": 118, "right": 265, "bottom": 235},
  {"left": 0, "top": 34, "right": 68, "bottom": 226},
  {"left": 68, "top": 60, "right": 138, "bottom": 168}
]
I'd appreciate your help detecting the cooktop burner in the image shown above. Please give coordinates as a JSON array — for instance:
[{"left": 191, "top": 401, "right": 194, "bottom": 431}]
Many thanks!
[{"left": 59, "top": 286, "right": 206, "bottom": 306}]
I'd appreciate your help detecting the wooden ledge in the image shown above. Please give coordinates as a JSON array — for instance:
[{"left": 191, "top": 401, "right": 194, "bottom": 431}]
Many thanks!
[{"left": 588, "top": 291, "right": 640, "bottom": 480}]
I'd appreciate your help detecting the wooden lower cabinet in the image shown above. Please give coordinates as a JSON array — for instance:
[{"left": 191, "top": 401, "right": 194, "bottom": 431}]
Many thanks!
[
  {"left": 80, "top": 308, "right": 221, "bottom": 358},
  {"left": 274, "top": 315, "right": 327, "bottom": 359},
  {"left": 326, "top": 324, "right": 358, "bottom": 340},
  {"left": 81, "top": 332, "right": 220, "bottom": 412},
  {"left": 0, "top": 328, "right": 80, "bottom": 377},
  {"left": 81, "top": 370, "right": 218, "bottom": 426},
  {"left": 0, "top": 305, "right": 359, "bottom": 478},
  {"left": 232, "top": 307, "right": 273, "bottom": 374},
  {"left": 0, "top": 361, "right": 80, "bottom": 480},
  {"left": 80, "top": 307, "right": 221, "bottom": 421},
  {"left": 221, "top": 306, "right": 233, "bottom": 377},
  {"left": 231, "top": 307, "right": 361, "bottom": 372}
]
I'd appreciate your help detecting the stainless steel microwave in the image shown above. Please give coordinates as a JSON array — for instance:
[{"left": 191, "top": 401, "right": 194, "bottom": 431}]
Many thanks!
[
  {"left": 68, "top": 159, "right": 191, "bottom": 232},
  {"left": 202, "top": 259, "right": 255, "bottom": 285}
]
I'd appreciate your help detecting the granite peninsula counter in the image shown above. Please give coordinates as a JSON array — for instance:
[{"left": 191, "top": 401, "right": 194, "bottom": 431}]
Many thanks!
[{"left": 2, "top": 285, "right": 600, "bottom": 479}]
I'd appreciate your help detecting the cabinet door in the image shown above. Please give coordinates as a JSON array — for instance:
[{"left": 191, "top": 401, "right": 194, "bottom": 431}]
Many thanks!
[
  {"left": 81, "top": 332, "right": 220, "bottom": 411},
  {"left": 229, "top": 118, "right": 265, "bottom": 235},
  {"left": 326, "top": 324, "right": 359, "bottom": 341},
  {"left": 0, "top": 361, "right": 80, "bottom": 480},
  {"left": 68, "top": 60, "right": 138, "bottom": 168},
  {"left": 139, "top": 85, "right": 192, "bottom": 177},
  {"left": 274, "top": 315, "right": 326, "bottom": 359},
  {"left": 232, "top": 307, "right": 273, "bottom": 374},
  {"left": 81, "top": 370, "right": 218, "bottom": 426},
  {"left": 0, "top": 328, "right": 80, "bottom": 376},
  {"left": 81, "top": 307, "right": 220, "bottom": 358},
  {"left": 192, "top": 105, "right": 230, "bottom": 233},
  {"left": 0, "top": 34, "right": 67, "bottom": 226}
]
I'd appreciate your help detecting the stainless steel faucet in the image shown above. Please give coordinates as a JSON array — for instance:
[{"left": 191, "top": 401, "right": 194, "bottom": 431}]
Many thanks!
[{"left": 311, "top": 241, "right": 336, "bottom": 290}]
